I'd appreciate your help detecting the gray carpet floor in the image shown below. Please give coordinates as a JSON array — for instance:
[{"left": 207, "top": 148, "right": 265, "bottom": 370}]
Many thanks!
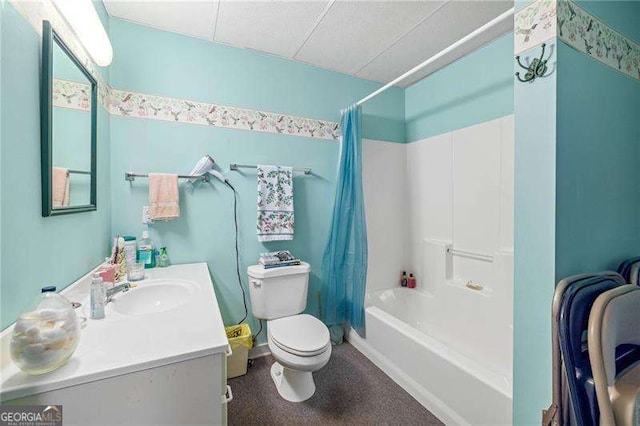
[{"left": 228, "top": 342, "right": 443, "bottom": 425}]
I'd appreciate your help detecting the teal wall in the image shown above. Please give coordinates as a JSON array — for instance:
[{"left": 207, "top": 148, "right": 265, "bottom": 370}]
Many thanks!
[
  {"left": 514, "top": 2, "right": 640, "bottom": 424},
  {"left": 110, "top": 120, "right": 338, "bottom": 333},
  {"left": 404, "top": 32, "right": 514, "bottom": 143},
  {"left": 513, "top": 41, "right": 558, "bottom": 425},
  {"left": 108, "top": 18, "right": 405, "bottom": 342},
  {"left": 555, "top": 41, "right": 640, "bottom": 279},
  {"left": 0, "top": 2, "right": 112, "bottom": 329},
  {"left": 109, "top": 19, "right": 405, "bottom": 144}
]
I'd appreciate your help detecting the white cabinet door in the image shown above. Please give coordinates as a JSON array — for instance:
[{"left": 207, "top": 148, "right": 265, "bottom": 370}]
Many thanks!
[{"left": 5, "top": 354, "right": 226, "bottom": 426}]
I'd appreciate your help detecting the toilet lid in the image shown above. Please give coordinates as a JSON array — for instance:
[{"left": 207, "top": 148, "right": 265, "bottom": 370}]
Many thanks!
[{"left": 269, "top": 314, "right": 330, "bottom": 356}]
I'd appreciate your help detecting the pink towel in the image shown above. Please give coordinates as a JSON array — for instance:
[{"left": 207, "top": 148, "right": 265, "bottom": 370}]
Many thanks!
[
  {"left": 52, "top": 167, "right": 70, "bottom": 207},
  {"left": 148, "top": 173, "right": 180, "bottom": 221}
]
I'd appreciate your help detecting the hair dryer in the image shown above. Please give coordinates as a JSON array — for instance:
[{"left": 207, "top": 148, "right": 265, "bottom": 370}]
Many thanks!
[{"left": 189, "top": 155, "right": 228, "bottom": 184}]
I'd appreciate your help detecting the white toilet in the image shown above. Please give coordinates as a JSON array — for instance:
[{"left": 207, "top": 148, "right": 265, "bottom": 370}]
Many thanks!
[{"left": 247, "top": 262, "right": 331, "bottom": 402}]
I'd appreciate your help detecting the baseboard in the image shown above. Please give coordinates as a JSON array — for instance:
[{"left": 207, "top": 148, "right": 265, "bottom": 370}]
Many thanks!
[
  {"left": 345, "top": 328, "right": 466, "bottom": 426},
  {"left": 249, "top": 343, "right": 271, "bottom": 359}
]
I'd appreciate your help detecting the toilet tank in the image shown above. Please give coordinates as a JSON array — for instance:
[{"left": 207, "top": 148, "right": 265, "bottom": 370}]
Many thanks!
[{"left": 247, "top": 262, "right": 311, "bottom": 320}]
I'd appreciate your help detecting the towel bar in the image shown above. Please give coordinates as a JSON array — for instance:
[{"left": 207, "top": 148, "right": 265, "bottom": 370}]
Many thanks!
[
  {"left": 124, "top": 172, "right": 210, "bottom": 182},
  {"left": 229, "top": 163, "right": 311, "bottom": 175}
]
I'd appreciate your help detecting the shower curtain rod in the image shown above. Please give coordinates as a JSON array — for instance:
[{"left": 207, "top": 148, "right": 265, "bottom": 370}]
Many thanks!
[{"left": 355, "top": 7, "right": 514, "bottom": 107}]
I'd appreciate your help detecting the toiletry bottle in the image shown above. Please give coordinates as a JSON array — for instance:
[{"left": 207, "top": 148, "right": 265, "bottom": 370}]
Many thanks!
[
  {"left": 90, "top": 273, "right": 106, "bottom": 319},
  {"left": 401, "top": 271, "right": 408, "bottom": 287},
  {"left": 157, "top": 247, "right": 171, "bottom": 268},
  {"left": 137, "top": 230, "right": 156, "bottom": 269},
  {"left": 123, "top": 236, "right": 137, "bottom": 265},
  {"left": 408, "top": 274, "right": 417, "bottom": 289}
]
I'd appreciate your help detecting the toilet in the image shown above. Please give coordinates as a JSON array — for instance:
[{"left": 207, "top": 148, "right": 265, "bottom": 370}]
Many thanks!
[{"left": 248, "top": 262, "right": 331, "bottom": 402}]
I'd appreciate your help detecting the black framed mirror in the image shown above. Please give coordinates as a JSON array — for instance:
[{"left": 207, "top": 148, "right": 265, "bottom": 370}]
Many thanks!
[{"left": 41, "top": 20, "right": 97, "bottom": 217}]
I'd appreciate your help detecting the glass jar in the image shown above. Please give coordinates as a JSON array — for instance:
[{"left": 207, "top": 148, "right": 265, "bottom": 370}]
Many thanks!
[
  {"left": 126, "top": 262, "right": 145, "bottom": 281},
  {"left": 10, "top": 286, "right": 81, "bottom": 375}
]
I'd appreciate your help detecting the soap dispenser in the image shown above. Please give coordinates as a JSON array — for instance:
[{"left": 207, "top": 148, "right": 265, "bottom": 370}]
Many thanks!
[{"left": 157, "top": 247, "right": 171, "bottom": 268}]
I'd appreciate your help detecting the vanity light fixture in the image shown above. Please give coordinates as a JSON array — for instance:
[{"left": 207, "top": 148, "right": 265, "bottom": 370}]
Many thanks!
[{"left": 51, "top": 0, "right": 113, "bottom": 66}]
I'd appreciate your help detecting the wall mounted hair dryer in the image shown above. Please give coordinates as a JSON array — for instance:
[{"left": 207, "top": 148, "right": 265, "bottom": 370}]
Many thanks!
[{"left": 189, "top": 155, "right": 229, "bottom": 184}]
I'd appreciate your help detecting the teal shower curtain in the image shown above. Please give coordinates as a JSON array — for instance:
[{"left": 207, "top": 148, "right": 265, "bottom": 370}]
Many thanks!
[{"left": 321, "top": 104, "right": 368, "bottom": 337}]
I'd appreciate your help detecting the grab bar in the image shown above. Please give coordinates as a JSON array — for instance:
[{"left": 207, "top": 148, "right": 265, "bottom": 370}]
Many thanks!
[{"left": 446, "top": 247, "right": 494, "bottom": 263}]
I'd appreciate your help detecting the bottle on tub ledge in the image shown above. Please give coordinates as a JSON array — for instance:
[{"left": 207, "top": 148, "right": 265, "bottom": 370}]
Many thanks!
[
  {"left": 400, "top": 271, "right": 408, "bottom": 287},
  {"left": 408, "top": 274, "right": 417, "bottom": 289}
]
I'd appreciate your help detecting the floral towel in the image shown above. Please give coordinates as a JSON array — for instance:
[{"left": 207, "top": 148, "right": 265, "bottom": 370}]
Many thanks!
[{"left": 257, "top": 165, "right": 294, "bottom": 242}]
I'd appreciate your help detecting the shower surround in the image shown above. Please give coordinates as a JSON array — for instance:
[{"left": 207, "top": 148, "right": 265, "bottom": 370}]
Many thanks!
[{"left": 354, "top": 115, "right": 514, "bottom": 425}]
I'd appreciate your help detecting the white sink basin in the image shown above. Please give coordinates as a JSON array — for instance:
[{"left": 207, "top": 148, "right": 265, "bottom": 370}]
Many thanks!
[{"left": 110, "top": 279, "right": 196, "bottom": 316}]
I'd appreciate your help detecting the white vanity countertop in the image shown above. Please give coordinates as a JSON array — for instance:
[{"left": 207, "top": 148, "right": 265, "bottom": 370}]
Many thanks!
[{"left": 0, "top": 263, "right": 228, "bottom": 401}]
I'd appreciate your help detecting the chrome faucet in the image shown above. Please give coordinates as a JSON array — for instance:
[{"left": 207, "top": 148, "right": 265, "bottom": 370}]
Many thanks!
[{"left": 106, "top": 282, "right": 131, "bottom": 304}]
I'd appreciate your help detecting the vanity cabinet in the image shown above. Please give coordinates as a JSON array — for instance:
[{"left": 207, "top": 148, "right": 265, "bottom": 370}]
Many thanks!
[
  {"left": 4, "top": 353, "right": 229, "bottom": 425},
  {"left": 1, "top": 263, "right": 231, "bottom": 425}
]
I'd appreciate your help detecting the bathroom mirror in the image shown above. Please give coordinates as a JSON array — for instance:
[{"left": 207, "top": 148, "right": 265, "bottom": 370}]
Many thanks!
[{"left": 41, "top": 21, "right": 97, "bottom": 216}]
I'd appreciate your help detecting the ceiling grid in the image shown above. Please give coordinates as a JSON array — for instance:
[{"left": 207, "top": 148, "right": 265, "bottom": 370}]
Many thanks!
[{"left": 104, "top": 0, "right": 513, "bottom": 87}]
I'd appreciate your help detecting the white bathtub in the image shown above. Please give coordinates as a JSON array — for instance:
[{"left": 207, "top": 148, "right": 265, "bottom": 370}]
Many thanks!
[{"left": 347, "top": 287, "right": 512, "bottom": 425}]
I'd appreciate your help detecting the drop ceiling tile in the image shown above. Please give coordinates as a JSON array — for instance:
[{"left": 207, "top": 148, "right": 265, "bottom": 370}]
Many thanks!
[
  {"left": 295, "top": 0, "right": 447, "bottom": 75},
  {"left": 214, "top": 1, "right": 330, "bottom": 58},
  {"left": 399, "top": 16, "right": 512, "bottom": 87},
  {"left": 356, "top": 1, "right": 513, "bottom": 86},
  {"left": 104, "top": 1, "right": 218, "bottom": 40}
]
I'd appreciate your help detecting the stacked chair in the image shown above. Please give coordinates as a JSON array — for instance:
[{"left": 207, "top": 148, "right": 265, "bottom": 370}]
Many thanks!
[
  {"left": 545, "top": 257, "right": 640, "bottom": 426},
  {"left": 617, "top": 257, "right": 640, "bottom": 286},
  {"left": 589, "top": 285, "right": 640, "bottom": 425}
]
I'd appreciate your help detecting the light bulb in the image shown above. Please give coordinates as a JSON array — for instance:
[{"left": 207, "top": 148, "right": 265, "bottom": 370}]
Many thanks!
[{"left": 52, "top": 0, "right": 113, "bottom": 67}]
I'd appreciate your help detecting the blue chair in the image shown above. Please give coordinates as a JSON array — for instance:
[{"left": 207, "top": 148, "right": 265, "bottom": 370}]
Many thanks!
[
  {"left": 549, "top": 272, "right": 640, "bottom": 426},
  {"left": 617, "top": 257, "right": 640, "bottom": 285},
  {"left": 559, "top": 275, "right": 623, "bottom": 425}
]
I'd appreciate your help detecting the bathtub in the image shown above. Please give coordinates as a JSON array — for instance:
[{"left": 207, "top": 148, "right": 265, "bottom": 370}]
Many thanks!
[{"left": 347, "top": 287, "right": 512, "bottom": 425}]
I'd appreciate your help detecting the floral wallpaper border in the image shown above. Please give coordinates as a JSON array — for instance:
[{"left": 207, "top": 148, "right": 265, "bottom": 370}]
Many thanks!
[
  {"left": 52, "top": 80, "right": 341, "bottom": 140},
  {"left": 557, "top": 0, "right": 640, "bottom": 80},
  {"left": 515, "top": 0, "right": 557, "bottom": 55},
  {"left": 515, "top": 0, "right": 640, "bottom": 81},
  {"left": 52, "top": 79, "right": 92, "bottom": 112},
  {"left": 109, "top": 89, "right": 341, "bottom": 141}
]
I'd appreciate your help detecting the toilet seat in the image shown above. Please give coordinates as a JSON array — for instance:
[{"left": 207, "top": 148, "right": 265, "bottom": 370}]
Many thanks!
[{"left": 268, "top": 314, "right": 330, "bottom": 357}]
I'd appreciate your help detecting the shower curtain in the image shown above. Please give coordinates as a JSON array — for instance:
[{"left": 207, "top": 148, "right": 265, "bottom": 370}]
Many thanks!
[{"left": 320, "top": 104, "right": 368, "bottom": 337}]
